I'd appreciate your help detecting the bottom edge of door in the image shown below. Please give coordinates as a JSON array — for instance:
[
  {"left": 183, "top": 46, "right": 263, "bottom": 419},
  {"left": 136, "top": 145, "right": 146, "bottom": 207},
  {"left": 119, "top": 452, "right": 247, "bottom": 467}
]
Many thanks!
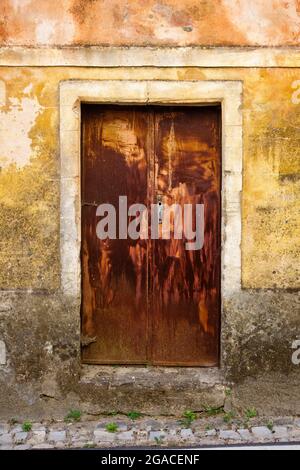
[{"left": 81, "top": 359, "right": 219, "bottom": 367}]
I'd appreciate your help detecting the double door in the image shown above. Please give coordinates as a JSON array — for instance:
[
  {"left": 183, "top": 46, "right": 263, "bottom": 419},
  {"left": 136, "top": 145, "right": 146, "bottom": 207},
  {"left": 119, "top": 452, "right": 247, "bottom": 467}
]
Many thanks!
[{"left": 81, "top": 104, "right": 221, "bottom": 366}]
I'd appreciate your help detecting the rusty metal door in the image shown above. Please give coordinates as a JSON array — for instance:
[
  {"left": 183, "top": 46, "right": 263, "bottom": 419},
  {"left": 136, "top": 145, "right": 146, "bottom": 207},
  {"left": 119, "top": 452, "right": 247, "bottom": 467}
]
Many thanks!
[{"left": 81, "top": 105, "right": 221, "bottom": 366}]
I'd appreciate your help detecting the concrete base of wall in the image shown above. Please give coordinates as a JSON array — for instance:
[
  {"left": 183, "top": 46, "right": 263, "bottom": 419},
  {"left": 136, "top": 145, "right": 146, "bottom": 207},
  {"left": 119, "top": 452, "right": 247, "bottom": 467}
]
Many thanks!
[{"left": 0, "top": 290, "right": 299, "bottom": 420}]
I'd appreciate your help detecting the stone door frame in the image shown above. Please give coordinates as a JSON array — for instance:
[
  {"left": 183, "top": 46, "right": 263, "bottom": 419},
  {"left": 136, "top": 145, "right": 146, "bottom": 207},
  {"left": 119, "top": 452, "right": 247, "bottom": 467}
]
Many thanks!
[{"left": 59, "top": 79, "right": 243, "bottom": 367}]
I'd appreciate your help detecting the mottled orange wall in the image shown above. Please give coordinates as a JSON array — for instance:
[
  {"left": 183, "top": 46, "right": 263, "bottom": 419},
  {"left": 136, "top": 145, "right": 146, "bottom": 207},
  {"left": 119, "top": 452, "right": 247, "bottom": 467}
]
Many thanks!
[
  {"left": 1, "top": 0, "right": 300, "bottom": 46},
  {"left": 0, "top": 66, "right": 299, "bottom": 290}
]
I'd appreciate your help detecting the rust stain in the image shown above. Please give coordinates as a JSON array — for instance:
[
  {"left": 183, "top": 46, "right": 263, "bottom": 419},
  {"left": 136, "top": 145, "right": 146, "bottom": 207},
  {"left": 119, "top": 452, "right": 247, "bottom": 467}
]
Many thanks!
[
  {"left": 0, "top": 11, "right": 9, "bottom": 43},
  {"left": 198, "top": 296, "right": 215, "bottom": 335},
  {"left": 69, "top": 0, "right": 99, "bottom": 25}
]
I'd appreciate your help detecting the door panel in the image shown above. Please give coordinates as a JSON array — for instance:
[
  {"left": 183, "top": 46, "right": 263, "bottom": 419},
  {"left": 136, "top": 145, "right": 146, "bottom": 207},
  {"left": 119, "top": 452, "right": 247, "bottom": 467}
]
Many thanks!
[
  {"left": 152, "top": 107, "right": 221, "bottom": 366},
  {"left": 81, "top": 105, "right": 221, "bottom": 366},
  {"left": 81, "top": 105, "right": 149, "bottom": 363}
]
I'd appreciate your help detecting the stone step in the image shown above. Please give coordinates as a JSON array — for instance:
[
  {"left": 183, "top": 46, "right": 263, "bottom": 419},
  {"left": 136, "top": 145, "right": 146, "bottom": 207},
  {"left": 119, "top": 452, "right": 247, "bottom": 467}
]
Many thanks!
[{"left": 78, "top": 365, "right": 226, "bottom": 415}]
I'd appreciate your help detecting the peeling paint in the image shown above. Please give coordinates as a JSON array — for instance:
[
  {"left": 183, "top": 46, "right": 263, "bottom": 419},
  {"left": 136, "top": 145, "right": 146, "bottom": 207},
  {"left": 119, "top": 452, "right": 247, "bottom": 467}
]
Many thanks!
[
  {"left": 35, "top": 20, "right": 56, "bottom": 44},
  {"left": 223, "top": 0, "right": 300, "bottom": 45},
  {"left": 0, "top": 94, "right": 42, "bottom": 168}
]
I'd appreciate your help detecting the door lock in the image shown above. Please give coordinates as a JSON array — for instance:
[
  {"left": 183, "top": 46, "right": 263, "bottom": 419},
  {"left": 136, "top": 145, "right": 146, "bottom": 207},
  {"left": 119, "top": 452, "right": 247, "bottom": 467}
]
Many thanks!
[{"left": 156, "top": 194, "right": 164, "bottom": 224}]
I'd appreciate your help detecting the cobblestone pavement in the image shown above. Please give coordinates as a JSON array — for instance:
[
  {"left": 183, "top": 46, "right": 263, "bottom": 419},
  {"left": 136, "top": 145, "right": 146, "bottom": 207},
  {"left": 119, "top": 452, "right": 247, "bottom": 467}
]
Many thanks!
[{"left": 1, "top": 415, "right": 300, "bottom": 449}]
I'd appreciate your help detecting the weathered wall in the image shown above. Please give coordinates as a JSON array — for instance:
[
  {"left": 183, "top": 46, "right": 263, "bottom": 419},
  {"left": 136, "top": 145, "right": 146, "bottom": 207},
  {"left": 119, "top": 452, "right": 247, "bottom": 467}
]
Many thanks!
[
  {"left": 1, "top": 0, "right": 300, "bottom": 46},
  {"left": 0, "top": 67, "right": 299, "bottom": 289},
  {"left": 0, "top": 0, "right": 299, "bottom": 419},
  {"left": 0, "top": 64, "right": 299, "bottom": 418}
]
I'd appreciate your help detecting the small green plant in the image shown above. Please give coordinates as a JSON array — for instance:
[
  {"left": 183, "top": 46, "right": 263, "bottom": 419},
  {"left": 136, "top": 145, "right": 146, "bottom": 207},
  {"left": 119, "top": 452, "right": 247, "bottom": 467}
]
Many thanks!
[
  {"left": 106, "top": 422, "right": 118, "bottom": 433},
  {"left": 83, "top": 443, "right": 94, "bottom": 448},
  {"left": 245, "top": 408, "right": 258, "bottom": 420},
  {"left": 266, "top": 420, "right": 274, "bottom": 432},
  {"left": 180, "top": 410, "right": 197, "bottom": 427},
  {"left": 22, "top": 421, "right": 32, "bottom": 432},
  {"left": 127, "top": 411, "right": 142, "bottom": 421},
  {"left": 225, "top": 388, "right": 232, "bottom": 397},
  {"left": 223, "top": 411, "right": 235, "bottom": 424},
  {"left": 154, "top": 436, "right": 164, "bottom": 445},
  {"left": 204, "top": 406, "right": 224, "bottom": 417},
  {"left": 64, "top": 409, "right": 82, "bottom": 423}
]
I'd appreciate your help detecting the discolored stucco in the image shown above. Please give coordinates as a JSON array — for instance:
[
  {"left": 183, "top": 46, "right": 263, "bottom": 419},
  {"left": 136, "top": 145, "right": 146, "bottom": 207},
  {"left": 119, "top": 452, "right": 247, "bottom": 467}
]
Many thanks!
[
  {"left": 0, "top": 66, "right": 299, "bottom": 290},
  {"left": 0, "top": 0, "right": 300, "bottom": 46}
]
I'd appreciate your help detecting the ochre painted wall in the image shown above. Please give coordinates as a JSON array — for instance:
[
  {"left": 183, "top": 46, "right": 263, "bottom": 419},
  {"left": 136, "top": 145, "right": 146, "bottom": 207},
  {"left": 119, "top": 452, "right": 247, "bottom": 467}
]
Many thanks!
[
  {"left": 0, "top": 67, "right": 299, "bottom": 289},
  {"left": 1, "top": 0, "right": 300, "bottom": 46}
]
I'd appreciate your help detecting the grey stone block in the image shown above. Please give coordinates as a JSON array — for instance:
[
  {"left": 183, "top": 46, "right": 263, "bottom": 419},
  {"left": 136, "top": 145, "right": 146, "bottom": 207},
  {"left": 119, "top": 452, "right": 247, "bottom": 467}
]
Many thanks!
[
  {"left": 94, "top": 430, "right": 116, "bottom": 442},
  {"left": 14, "top": 432, "right": 28, "bottom": 444},
  {"left": 180, "top": 428, "right": 194, "bottom": 439},
  {"left": 251, "top": 426, "right": 273, "bottom": 440},
  {"left": 219, "top": 430, "right": 241, "bottom": 440},
  {"left": 11, "top": 425, "right": 23, "bottom": 434},
  {"left": 273, "top": 426, "right": 288, "bottom": 440},
  {"left": 0, "top": 433, "right": 13, "bottom": 445},
  {"left": 116, "top": 431, "right": 135, "bottom": 441},
  {"left": 27, "top": 430, "right": 46, "bottom": 445},
  {"left": 205, "top": 429, "right": 217, "bottom": 437},
  {"left": 145, "top": 420, "right": 163, "bottom": 431},
  {"left": 237, "top": 429, "right": 252, "bottom": 441},
  {"left": 149, "top": 431, "right": 166, "bottom": 441},
  {"left": 48, "top": 430, "right": 66, "bottom": 442}
]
